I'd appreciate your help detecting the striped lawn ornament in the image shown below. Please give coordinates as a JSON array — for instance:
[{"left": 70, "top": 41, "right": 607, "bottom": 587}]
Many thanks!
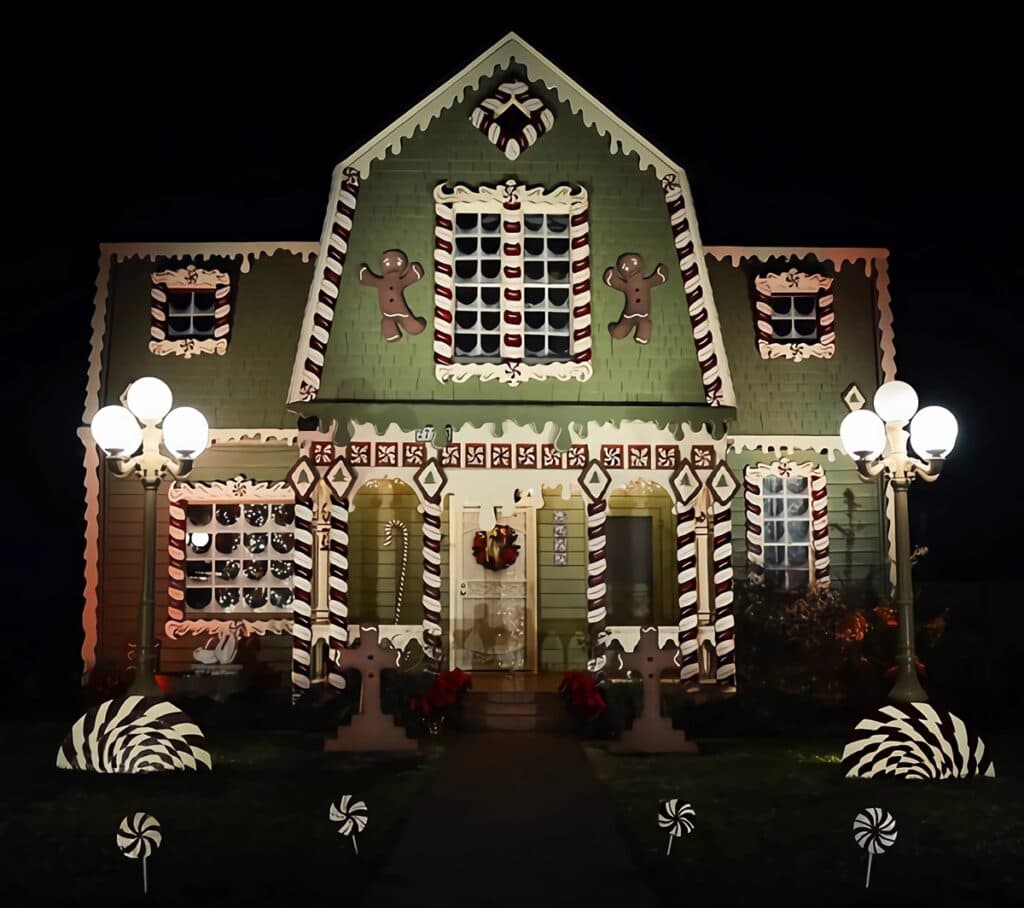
[
  {"left": 329, "top": 795, "right": 369, "bottom": 854},
  {"left": 116, "top": 813, "right": 162, "bottom": 894},
  {"left": 56, "top": 696, "right": 211, "bottom": 773},
  {"left": 852, "top": 808, "right": 896, "bottom": 888},
  {"left": 658, "top": 799, "right": 695, "bottom": 855},
  {"left": 842, "top": 704, "right": 996, "bottom": 780}
]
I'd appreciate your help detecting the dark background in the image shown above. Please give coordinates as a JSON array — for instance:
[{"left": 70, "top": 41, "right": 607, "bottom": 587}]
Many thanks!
[{"left": 3, "top": 17, "right": 1020, "bottom": 706}]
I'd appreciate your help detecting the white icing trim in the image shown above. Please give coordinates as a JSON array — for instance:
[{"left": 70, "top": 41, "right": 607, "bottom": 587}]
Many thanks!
[
  {"left": 434, "top": 360, "right": 593, "bottom": 387},
  {"left": 167, "top": 475, "right": 294, "bottom": 503},
  {"left": 753, "top": 269, "right": 835, "bottom": 362},
  {"left": 208, "top": 429, "right": 300, "bottom": 446},
  {"left": 728, "top": 435, "right": 845, "bottom": 462},
  {"left": 77, "top": 428, "right": 101, "bottom": 680}
]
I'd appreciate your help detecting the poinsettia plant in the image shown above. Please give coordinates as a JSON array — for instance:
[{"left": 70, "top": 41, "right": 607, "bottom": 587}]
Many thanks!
[
  {"left": 409, "top": 668, "right": 472, "bottom": 719},
  {"left": 559, "top": 670, "right": 606, "bottom": 719}
]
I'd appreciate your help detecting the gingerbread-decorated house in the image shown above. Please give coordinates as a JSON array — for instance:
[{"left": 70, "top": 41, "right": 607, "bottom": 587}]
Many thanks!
[{"left": 79, "top": 33, "right": 895, "bottom": 695}]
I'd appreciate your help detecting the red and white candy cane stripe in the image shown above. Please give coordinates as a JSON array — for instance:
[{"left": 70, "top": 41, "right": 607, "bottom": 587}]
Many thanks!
[
  {"left": 676, "top": 505, "right": 699, "bottom": 683},
  {"left": 569, "top": 198, "right": 592, "bottom": 363},
  {"left": 500, "top": 188, "right": 523, "bottom": 361},
  {"left": 296, "top": 168, "right": 360, "bottom": 400},
  {"left": 326, "top": 495, "right": 350, "bottom": 692},
  {"left": 662, "top": 174, "right": 725, "bottom": 405},
  {"left": 421, "top": 497, "right": 443, "bottom": 673},
  {"left": 743, "top": 475, "right": 764, "bottom": 581},
  {"left": 290, "top": 497, "right": 315, "bottom": 698},
  {"left": 167, "top": 497, "right": 187, "bottom": 622},
  {"left": 586, "top": 500, "right": 608, "bottom": 645},
  {"left": 810, "top": 470, "right": 831, "bottom": 587},
  {"left": 712, "top": 499, "right": 736, "bottom": 687},
  {"left": 432, "top": 199, "right": 455, "bottom": 368}
]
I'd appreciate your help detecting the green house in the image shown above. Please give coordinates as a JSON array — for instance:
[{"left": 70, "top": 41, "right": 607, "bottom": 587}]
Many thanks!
[{"left": 79, "top": 33, "right": 894, "bottom": 695}]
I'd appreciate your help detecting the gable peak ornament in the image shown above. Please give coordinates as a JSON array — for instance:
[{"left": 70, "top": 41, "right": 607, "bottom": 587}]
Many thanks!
[
  {"left": 578, "top": 459, "right": 611, "bottom": 503},
  {"left": 470, "top": 78, "right": 554, "bottom": 160}
]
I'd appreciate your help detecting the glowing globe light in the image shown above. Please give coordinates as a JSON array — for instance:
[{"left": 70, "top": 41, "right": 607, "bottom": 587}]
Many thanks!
[
  {"left": 873, "top": 380, "right": 919, "bottom": 424},
  {"left": 840, "top": 409, "right": 886, "bottom": 460},
  {"left": 91, "top": 406, "right": 143, "bottom": 457},
  {"left": 161, "top": 407, "right": 209, "bottom": 459},
  {"left": 910, "top": 405, "right": 958, "bottom": 458},
  {"left": 125, "top": 377, "right": 174, "bottom": 422}
]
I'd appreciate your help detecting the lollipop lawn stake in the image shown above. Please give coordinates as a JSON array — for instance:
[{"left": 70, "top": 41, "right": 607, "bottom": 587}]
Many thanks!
[
  {"left": 852, "top": 808, "right": 897, "bottom": 889},
  {"left": 116, "top": 813, "right": 162, "bottom": 895},
  {"left": 658, "top": 799, "right": 695, "bottom": 855},
  {"left": 329, "top": 795, "right": 368, "bottom": 854}
]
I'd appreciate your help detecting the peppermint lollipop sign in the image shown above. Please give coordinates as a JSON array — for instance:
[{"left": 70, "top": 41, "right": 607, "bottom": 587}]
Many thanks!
[
  {"left": 852, "top": 808, "right": 897, "bottom": 889},
  {"left": 116, "top": 813, "right": 162, "bottom": 895},
  {"left": 658, "top": 799, "right": 695, "bottom": 855},
  {"left": 329, "top": 795, "right": 369, "bottom": 854}
]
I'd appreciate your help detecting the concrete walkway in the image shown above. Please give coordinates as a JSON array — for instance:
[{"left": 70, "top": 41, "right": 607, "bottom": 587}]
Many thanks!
[{"left": 361, "top": 732, "right": 660, "bottom": 907}]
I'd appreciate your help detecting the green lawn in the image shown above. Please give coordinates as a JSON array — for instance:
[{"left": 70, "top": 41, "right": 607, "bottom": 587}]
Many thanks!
[
  {"left": 586, "top": 732, "right": 1024, "bottom": 908},
  {"left": 3, "top": 713, "right": 441, "bottom": 907}
]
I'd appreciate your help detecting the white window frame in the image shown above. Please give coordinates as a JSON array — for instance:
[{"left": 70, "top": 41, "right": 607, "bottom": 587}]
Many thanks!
[
  {"left": 754, "top": 268, "right": 835, "bottom": 362},
  {"left": 150, "top": 265, "right": 232, "bottom": 358},
  {"left": 166, "top": 476, "right": 295, "bottom": 639},
  {"left": 744, "top": 458, "right": 830, "bottom": 591},
  {"left": 432, "top": 181, "right": 593, "bottom": 387}
]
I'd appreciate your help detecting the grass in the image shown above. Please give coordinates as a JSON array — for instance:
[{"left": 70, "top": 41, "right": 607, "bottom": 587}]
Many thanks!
[
  {"left": 586, "top": 731, "right": 1024, "bottom": 908},
  {"left": 2, "top": 703, "right": 443, "bottom": 907}
]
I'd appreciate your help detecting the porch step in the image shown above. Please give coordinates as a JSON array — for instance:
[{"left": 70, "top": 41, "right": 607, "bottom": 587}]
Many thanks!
[{"left": 463, "top": 692, "right": 568, "bottom": 732}]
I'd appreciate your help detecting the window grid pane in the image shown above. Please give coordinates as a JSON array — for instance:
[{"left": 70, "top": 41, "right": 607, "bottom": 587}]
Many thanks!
[
  {"left": 762, "top": 475, "right": 811, "bottom": 591},
  {"left": 166, "top": 289, "right": 218, "bottom": 339},
  {"left": 453, "top": 212, "right": 502, "bottom": 360},
  {"left": 523, "top": 212, "right": 571, "bottom": 360},
  {"left": 769, "top": 294, "right": 819, "bottom": 343},
  {"left": 184, "top": 500, "right": 295, "bottom": 612}
]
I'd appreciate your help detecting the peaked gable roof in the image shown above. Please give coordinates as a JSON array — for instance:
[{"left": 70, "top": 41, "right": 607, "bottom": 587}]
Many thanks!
[{"left": 288, "top": 31, "right": 735, "bottom": 408}]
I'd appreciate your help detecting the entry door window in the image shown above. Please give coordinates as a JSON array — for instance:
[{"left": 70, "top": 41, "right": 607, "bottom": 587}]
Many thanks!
[{"left": 605, "top": 516, "right": 653, "bottom": 625}]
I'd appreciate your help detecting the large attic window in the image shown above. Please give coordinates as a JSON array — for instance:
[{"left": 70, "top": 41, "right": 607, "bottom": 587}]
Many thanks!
[
  {"left": 432, "top": 181, "right": 593, "bottom": 386},
  {"left": 753, "top": 268, "right": 835, "bottom": 362},
  {"left": 469, "top": 79, "right": 554, "bottom": 161},
  {"left": 150, "top": 264, "right": 233, "bottom": 358}
]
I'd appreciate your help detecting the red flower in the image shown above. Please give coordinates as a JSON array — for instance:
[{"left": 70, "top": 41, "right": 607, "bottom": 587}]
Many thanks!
[
  {"left": 873, "top": 605, "right": 899, "bottom": 628},
  {"left": 409, "top": 670, "right": 472, "bottom": 714},
  {"left": 559, "top": 670, "right": 606, "bottom": 718}
]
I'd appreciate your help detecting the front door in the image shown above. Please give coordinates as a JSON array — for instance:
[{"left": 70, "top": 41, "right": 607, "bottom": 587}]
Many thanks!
[{"left": 451, "top": 507, "right": 536, "bottom": 671}]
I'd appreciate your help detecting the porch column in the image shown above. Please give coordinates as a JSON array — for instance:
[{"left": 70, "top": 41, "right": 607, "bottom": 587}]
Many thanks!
[
  {"left": 676, "top": 503, "right": 699, "bottom": 683},
  {"left": 326, "top": 493, "right": 350, "bottom": 691},
  {"left": 421, "top": 493, "right": 443, "bottom": 674},
  {"left": 291, "top": 493, "right": 315, "bottom": 700}
]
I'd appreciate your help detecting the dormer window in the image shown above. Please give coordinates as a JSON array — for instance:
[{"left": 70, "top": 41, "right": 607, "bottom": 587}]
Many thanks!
[
  {"left": 753, "top": 268, "right": 835, "bottom": 362},
  {"left": 150, "top": 264, "right": 232, "bottom": 358},
  {"left": 433, "top": 181, "right": 593, "bottom": 386}
]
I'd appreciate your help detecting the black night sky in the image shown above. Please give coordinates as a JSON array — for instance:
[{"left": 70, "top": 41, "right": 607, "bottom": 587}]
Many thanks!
[{"left": 3, "top": 17, "right": 1021, "bottom": 706}]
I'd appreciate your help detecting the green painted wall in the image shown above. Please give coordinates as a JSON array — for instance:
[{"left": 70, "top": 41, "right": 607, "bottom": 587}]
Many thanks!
[
  {"left": 315, "top": 65, "right": 707, "bottom": 410},
  {"left": 726, "top": 450, "right": 888, "bottom": 601},
  {"left": 706, "top": 255, "right": 882, "bottom": 435},
  {"left": 103, "top": 251, "right": 312, "bottom": 427}
]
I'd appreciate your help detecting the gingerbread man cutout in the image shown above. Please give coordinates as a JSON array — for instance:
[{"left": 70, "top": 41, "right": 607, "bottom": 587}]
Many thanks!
[
  {"left": 359, "top": 250, "right": 426, "bottom": 342},
  {"left": 604, "top": 253, "right": 667, "bottom": 345}
]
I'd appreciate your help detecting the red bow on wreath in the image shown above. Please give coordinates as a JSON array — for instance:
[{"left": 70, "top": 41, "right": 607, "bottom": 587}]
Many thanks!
[{"left": 473, "top": 525, "right": 520, "bottom": 571}]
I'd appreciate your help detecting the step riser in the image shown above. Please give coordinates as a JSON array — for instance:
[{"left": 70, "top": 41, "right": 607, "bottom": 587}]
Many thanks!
[
  {"left": 463, "top": 716, "right": 569, "bottom": 732},
  {"left": 462, "top": 691, "right": 568, "bottom": 732}
]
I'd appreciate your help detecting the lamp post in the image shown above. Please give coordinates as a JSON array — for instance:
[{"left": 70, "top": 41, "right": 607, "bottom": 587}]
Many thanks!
[
  {"left": 89, "top": 377, "right": 209, "bottom": 697},
  {"left": 839, "top": 380, "right": 957, "bottom": 703}
]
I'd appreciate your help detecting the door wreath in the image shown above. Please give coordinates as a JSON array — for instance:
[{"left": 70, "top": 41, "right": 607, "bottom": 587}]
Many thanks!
[{"left": 473, "top": 524, "right": 520, "bottom": 571}]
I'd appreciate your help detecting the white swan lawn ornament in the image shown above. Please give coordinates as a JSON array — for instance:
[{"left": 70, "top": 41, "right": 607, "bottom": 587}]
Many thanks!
[{"left": 193, "top": 628, "right": 239, "bottom": 665}]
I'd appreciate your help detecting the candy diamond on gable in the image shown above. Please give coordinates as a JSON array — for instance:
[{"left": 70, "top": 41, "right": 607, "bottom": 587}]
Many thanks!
[
  {"left": 414, "top": 458, "right": 448, "bottom": 502},
  {"left": 842, "top": 382, "right": 866, "bottom": 412},
  {"left": 323, "top": 456, "right": 355, "bottom": 501},
  {"left": 578, "top": 459, "right": 611, "bottom": 503},
  {"left": 286, "top": 456, "right": 318, "bottom": 500},
  {"left": 707, "top": 460, "right": 739, "bottom": 505},
  {"left": 670, "top": 458, "right": 701, "bottom": 506}
]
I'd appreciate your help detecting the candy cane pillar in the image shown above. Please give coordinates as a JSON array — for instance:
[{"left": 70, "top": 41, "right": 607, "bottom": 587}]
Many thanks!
[
  {"left": 676, "top": 503, "right": 699, "bottom": 683},
  {"left": 421, "top": 495, "right": 443, "bottom": 674}
]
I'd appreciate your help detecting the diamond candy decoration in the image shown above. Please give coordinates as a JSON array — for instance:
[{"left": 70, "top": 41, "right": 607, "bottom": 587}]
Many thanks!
[
  {"left": 578, "top": 459, "right": 611, "bottom": 503},
  {"left": 414, "top": 458, "right": 448, "bottom": 502},
  {"left": 286, "top": 455, "right": 318, "bottom": 500},
  {"left": 670, "top": 458, "right": 701, "bottom": 507},
  {"left": 707, "top": 460, "right": 739, "bottom": 506},
  {"left": 842, "top": 382, "right": 866, "bottom": 412},
  {"left": 323, "top": 456, "right": 355, "bottom": 502}
]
